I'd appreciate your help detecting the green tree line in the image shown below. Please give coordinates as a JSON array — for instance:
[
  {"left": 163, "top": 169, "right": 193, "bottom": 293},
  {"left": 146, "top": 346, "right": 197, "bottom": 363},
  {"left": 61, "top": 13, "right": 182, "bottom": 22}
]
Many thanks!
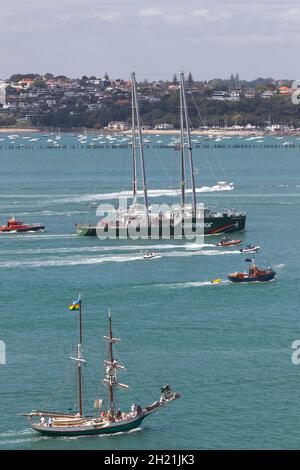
[{"left": 30, "top": 92, "right": 300, "bottom": 129}]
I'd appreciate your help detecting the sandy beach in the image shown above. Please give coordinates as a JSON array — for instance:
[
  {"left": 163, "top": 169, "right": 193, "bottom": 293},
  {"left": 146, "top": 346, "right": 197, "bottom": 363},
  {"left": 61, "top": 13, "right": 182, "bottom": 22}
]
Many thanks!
[{"left": 0, "top": 128, "right": 40, "bottom": 133}]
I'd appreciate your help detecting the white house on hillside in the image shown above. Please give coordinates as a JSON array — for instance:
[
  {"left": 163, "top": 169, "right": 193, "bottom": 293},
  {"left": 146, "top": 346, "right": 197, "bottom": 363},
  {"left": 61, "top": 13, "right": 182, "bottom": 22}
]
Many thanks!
[{"left": 154, "top": 123, "right": 174, "bottom": 130}]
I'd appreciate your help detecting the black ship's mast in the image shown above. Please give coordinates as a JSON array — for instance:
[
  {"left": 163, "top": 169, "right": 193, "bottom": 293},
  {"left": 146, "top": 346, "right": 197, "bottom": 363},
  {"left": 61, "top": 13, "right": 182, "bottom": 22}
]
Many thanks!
[
  {"left": 180, "top": 72, "right": 197, "bottom": 216},
  {"left": 107, "top": 310, "right": 115, "bottom": 418},
  {"left": 131, "top": 72, "right": 149, "bottom": 224},
  {"left": 179, "top": 76, "right": 186, "bottom": 209},
  {"left": 103, "top": 310, "right": 128, "bottom": 420},
  {"left": 70, "top": 293, "right": 85, "bottom": 417},
  {"left": 131, "top": 75, "right": 137, "bottom": 199}
]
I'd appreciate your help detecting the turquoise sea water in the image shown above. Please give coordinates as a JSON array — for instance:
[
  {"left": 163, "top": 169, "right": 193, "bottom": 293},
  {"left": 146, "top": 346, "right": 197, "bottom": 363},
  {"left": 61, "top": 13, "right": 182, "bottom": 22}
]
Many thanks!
[{"left": 0, "top": 132, "right": 299, "bottom": 449}]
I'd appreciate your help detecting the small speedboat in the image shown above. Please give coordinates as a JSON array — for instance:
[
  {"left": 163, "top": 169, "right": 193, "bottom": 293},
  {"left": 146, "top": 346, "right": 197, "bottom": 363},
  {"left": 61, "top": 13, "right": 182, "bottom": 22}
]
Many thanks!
[
  {"left": 216, "top": 237, "right": 242, "bottom": 247},
  {"left": 0, "top": 218, "right": 45, "bottom": 233},
  {"left": 228, "top": 258, "right": 276, "bottom": 283},
  {"left": 143, "top": 251, "right": 161, "bottom": 260},
  {"left": 240, "top": 245, "right": 260, "bottom": 253}
]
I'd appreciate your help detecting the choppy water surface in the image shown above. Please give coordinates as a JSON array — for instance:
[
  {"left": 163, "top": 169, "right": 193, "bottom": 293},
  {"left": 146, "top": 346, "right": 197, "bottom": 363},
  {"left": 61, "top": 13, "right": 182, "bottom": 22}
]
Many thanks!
[{"left": 0, "top": 133, "right": 299, "bottom": 449}]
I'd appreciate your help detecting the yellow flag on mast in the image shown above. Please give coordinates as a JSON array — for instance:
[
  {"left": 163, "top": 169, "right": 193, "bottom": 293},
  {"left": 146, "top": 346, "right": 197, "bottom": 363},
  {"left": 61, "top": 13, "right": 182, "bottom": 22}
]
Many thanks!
[{"left": 69, "top": 293, "right": 81, "bottom": 311}]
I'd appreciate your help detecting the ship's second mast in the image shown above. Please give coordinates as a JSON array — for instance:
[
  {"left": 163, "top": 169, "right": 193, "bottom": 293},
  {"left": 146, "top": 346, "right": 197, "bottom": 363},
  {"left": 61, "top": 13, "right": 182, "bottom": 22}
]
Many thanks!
[
  {"left": 103, "top": 310, "right": 129, "bottom": 420},
  {"left": 180, "top": 72, "right": 197, "bottom": 216},
  {"left": 131, "top": 72, "right": 149, "bottom": 224}
]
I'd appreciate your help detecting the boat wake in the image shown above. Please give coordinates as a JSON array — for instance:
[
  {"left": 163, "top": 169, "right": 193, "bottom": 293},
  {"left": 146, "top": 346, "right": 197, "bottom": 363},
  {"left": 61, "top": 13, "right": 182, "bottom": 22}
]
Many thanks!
[
  {"left": 0, "top": 246, "right": 241, "bottom": 269},
  {"left": 0, "top": 428, "right": 43, "bottom": 448},
  {"left": 165, "top": 249, "right": 241, "bottom": 257},
  {"left": 0, "top": 243, "right": 216, "bottom": 256},
  {"left": 0, "top": 254, "right": 143, "bottom": 269},
  {"left": 58, "top": 426, "right": 142, "bottom": 441},
  {"left": 155, "top": 280, "right": 230, "bottom": 289},
  {"left": 49, "top": 184, "right": 234, "bottom": 204},
  {"left": 4, "top": 233, "right": 77, "bottom": 241}
]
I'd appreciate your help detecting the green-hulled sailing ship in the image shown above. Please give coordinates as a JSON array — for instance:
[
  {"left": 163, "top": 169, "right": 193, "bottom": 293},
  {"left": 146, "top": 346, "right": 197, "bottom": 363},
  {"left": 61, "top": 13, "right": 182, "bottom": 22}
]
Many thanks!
[
  {"left": 76, "top": 72, "right": 246, "bottom": 238},
  {"left": 20, "top": 297, "right": 180, "bottom": 437}
]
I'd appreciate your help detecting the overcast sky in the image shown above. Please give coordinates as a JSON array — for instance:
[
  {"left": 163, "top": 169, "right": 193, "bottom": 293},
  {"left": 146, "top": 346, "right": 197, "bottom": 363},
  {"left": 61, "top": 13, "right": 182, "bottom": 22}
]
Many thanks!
[{"left": 0, "top": 0, "right": 299, "bottom": 81}]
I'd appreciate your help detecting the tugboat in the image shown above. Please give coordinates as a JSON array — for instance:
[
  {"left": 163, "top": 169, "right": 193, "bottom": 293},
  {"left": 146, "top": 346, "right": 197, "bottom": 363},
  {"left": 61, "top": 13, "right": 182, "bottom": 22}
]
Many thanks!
[
  {"left": 20, "top": 297, "right": 180, "bottom": 437},
  {"left": 216, "top": 237, "right": 242, "bottom": 247},
  {"left": 0, "top": 218, "right": 45, "bottom": 233},
  {"left": 228, "top": 257, "right": 276, "bottom": 283}
]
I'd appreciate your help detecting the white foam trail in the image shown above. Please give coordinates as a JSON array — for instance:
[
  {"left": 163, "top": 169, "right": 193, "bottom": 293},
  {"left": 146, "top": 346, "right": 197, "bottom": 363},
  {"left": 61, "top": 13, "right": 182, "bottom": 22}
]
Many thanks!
[
  {"left": 165, "top": 249, "right": 240, "bottom": 257},
  {"left": 58, "top": 426, "right": 142, "bottom": 441},
  {"left": 2, "top": 234, "right": 77, "bottom": 241},
  {"left": 174, "top": 248, "right": 227, "bottom": 258},
  {"left": 0, "top": 243, "right": 215, "bottom": 256},
  {"left": 0, "top": 194, "right": 71, "bottom": 199},
  {"left": 273, "top": 264, "right": 285, "bottom": 269},
  {"left": 0, "top": 247, "right": 240, "bottom": 268},
  {"left": 0, "top": 429, "right": 33, "bottom": 438},
  {"left": 156, "top": 280, "right": 230, "bottom": 289},
  {"left": 49, "top": 184, "right": 234, "bottom": 204},
  {"left": 0, "top": 437, "right": 44, "bottom": 446},
  {"left": 15, "top": 210, "right": 86, "bottom": 217},
  {"left": 184, "top": 243, "right": 216, "bottom": 250},
  {"left": 0, "top": 254, "right": 142, "bottom": 268}
]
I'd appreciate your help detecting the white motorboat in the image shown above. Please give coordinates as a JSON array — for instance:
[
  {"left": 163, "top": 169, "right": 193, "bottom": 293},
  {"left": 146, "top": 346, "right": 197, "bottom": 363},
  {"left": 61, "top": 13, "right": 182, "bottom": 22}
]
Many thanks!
[
  {"left": 240, "top": 245, "right": 260, "bottom": 253},
  {"left": 143, "top": 251, "right": 161, "bottom": 260}
]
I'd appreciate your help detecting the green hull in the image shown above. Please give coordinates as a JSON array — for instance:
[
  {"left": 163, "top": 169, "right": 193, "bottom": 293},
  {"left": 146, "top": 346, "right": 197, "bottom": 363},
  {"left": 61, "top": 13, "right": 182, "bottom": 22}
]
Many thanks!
[
  {"left": 31, "top": 415, "right": 146, "bottom": 437},
  {"left": 76, "top": 214, "right": 246, "bottom": 237}
]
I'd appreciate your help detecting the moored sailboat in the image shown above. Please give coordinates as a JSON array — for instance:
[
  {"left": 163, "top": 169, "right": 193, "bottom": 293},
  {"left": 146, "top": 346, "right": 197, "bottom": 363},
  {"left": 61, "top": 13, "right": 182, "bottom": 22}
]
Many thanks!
[{"left": 20, "top": 296, "right": 180, "bottom": 437}]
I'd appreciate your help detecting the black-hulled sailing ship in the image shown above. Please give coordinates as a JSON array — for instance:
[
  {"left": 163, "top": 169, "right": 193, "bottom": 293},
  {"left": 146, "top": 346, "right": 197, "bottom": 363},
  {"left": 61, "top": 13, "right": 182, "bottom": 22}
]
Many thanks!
[
  {"left": 76, "top": 72, "right": 246, "bottom": 238},
  {"left": 20, "top": 297, "right": 180, "bottom": 437}
]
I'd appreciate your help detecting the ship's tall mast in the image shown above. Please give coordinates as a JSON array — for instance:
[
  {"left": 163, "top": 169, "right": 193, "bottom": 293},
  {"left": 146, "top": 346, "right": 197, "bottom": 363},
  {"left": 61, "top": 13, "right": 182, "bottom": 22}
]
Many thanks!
[
  {"left": 103, "top": 310, "right": 129, "bottom": 420},
  {"left": 131, "top": 72, "right": 149, "bottom": 223},
  {"left": 70, "top": 293, "right": 85, "bottom": 417},
  {"left": 131, "top": 77, "right": 137, "bottom": 199},
  {"left": 179, "top": 77, "right": 186, "bottom": 209},
  {"left": 180, "top": 72, "right": 197, "bottom": 216},
  {"left": 78, "top": 297, "right": 83, "bottom": 416},
  {"left": 107, "top": 309, "right": 115, "bottom": 418}
]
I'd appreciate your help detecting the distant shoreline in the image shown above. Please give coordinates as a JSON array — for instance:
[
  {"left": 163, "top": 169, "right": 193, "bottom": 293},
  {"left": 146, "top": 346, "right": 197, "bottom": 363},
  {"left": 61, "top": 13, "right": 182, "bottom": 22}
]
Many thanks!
[{"left": 0, "top": 127, "right": 297, "bottom": 137}]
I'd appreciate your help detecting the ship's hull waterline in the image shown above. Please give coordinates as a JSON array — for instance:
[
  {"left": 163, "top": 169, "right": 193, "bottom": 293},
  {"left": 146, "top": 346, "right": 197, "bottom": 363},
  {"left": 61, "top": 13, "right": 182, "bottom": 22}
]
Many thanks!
[
  {"left": 76, "top": 214, "right": 246, "bottom": 237},
  {"left": 31, "top": 415, "right": 147, "bottom": 437}
]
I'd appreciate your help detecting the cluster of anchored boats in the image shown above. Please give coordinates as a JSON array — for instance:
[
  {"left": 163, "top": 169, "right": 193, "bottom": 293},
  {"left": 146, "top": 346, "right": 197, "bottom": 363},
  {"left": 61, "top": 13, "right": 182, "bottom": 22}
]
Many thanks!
[{"left": 212, "top": 237, "right": 276, "bottom": 284}]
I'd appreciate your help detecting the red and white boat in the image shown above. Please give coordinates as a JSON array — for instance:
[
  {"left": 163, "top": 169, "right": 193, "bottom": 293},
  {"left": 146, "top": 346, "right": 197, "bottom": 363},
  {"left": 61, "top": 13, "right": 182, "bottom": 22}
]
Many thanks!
[
  {"left": 0, "top": 218, "right": 45, "bottom": 233},
  {"left": 216, "top": 237, "right": 242, "bottom": 247}
]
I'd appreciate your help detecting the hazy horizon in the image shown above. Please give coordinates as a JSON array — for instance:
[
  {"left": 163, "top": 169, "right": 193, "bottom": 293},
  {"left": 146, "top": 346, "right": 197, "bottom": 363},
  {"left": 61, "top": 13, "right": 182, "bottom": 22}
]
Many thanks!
[{"left": 1, "top": 0, "right": 299, "bottom": 81}]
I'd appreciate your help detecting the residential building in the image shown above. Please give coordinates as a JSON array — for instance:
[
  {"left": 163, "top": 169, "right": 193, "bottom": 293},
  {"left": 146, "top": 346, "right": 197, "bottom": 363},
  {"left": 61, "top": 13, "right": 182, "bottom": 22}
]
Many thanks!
[
  {"left": 107, "top": 121, "right": 130, "bottom": 131},
  {"left": 154, "top": 123, "right": 174, "bottom": 130}
]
